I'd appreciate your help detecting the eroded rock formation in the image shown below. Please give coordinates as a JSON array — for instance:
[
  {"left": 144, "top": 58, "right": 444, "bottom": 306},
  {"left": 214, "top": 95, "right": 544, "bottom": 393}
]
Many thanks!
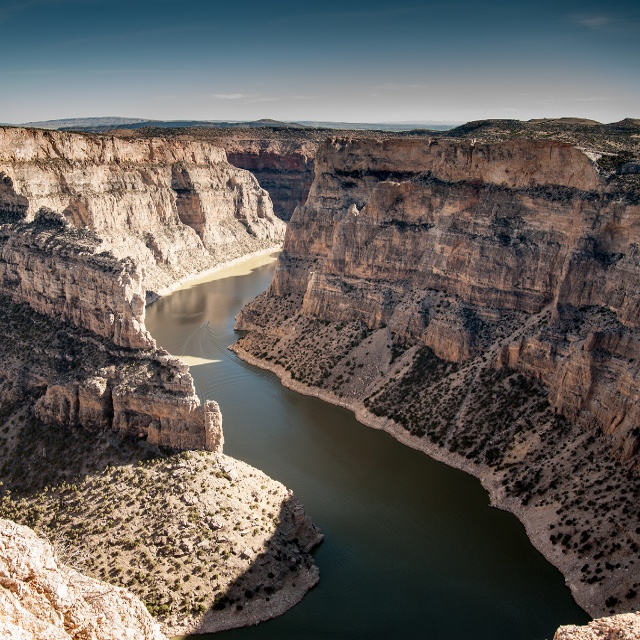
[
  {"left": 223, "top": 138, "right": 316, "bottom": 222},
  {"left": 0, "top": 518, "right": 165, "bottom": 640},
  {"left": 554, "top": 612, "right": 640, "bottom": 640},
  {"left": 0, "top": 126, "right": 285, "bottom": 292},
  {"left": 235, "top": 136, "right": 640, "bottom": 616},
  {"left": 263, "top": 137, "right": 640, "bottom": 462},
  {"left": 0, "top": 211, "right": 222, "bottom": 451}
]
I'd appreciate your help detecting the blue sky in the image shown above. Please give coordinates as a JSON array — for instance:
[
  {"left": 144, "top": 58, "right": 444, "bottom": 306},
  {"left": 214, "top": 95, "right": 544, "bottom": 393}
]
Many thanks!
[{"left": 1, "top": 0, "right": 638, "bottom": 123}]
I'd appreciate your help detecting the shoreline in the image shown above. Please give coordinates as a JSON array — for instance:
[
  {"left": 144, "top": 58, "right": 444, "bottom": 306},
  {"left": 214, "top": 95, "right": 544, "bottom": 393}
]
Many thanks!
[
  {"left": 149, "top": 245, "right": 282, "bottom": 302},
  {"left": 171, "top": 565, "right": 319, "bottom": 640},
  {"left": 230, "top": 342, "right": 598, "bottom": 619}
]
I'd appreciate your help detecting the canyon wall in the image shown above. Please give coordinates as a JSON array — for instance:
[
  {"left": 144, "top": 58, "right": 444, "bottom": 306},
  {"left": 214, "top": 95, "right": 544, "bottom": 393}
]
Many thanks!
[
  {"left": 268, "top": 138, "right": 640, "bottom": 462},
  {"left": 223, "top": 138, "right": 316, "bottom": 222},
  {"left": 0, "top": 126, "right": 285, "bottom": 292},
  {"left": 235, "top": 136, "right": 640, "bottom": 616},
  {"left": 0, "top": 211, "right": 222, "bottom": 452}
]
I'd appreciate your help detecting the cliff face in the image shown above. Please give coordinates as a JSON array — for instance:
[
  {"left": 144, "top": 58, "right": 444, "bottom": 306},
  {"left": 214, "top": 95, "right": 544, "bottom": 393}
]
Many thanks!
[
  {"left": 0, "top": 126, "right": 285, "bottom": 291},
  {"left": 0, "top": 211, "right": 222, "bottom": 452},
  {"left": 1, "top": 210, "right": 152, "bottom": 350},
  {"left": 223, "top": 139, "right": 316, "bottom": 222},
  {"left": 268, "top": 138, "right": 640, "bottom": 463},
  {"left": 235, "top": 136, "right": 640, "bottom": 617},
  {"left": 0, "top": 518, "right": 165, "bottom": 640}
]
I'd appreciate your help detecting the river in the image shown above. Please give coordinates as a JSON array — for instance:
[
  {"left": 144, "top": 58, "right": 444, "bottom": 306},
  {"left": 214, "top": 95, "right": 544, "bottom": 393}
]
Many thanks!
[{"left": 145, "top": 252, "right": 589, "bottom": 640}]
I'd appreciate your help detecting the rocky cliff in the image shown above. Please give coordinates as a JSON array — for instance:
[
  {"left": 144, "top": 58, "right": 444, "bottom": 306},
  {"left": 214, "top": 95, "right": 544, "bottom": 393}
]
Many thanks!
[
  {"left": 223, "top": 138, "right": 316, "bottom": 222},
  {"left": 0, "top": 518, "right": 165, "bottom": 640},
  {"left": 235, "top": 136, "right": 640, "bottom": 617},
  {"left": 0, "top": 210, "right": 222, "bottom": 452},
  {"left": 0, "top": 126, "right": 285, "bottom": 292},
  {"left": 265, "top": 137, "right": 640, "bottom": 462}
]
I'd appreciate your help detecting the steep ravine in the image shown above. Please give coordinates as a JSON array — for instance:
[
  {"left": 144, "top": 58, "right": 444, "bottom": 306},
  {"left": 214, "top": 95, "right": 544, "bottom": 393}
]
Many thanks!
[{"left": 234, "top": 136, "right": 640, "bottom": 619}]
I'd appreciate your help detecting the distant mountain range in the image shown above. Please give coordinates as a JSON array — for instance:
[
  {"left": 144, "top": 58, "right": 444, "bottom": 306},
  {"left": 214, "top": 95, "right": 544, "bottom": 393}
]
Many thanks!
[{"left": 11, "top": 116, "right": 461, "bottom": 133}]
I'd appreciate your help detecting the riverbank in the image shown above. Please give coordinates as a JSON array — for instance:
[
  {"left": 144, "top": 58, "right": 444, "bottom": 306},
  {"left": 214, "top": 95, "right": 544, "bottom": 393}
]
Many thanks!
[
  {"left": 229, "top": 342, "right": 602, "bottom": 619},
  {"left": 150, "top": 246, "right": 281, "bottom": 302}
]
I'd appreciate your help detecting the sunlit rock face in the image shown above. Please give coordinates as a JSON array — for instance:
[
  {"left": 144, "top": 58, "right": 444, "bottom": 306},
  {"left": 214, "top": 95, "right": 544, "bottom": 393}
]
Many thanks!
[
  {"left": 554, "top": 612, "right": 640, "bottom": 640},
  {"left": 0, "top": 126, "right": 285, "bottom": 292},
  {"left": 0, "top": 211, "right": 222, "bottom": 452},
  {"left": 264, "top": 137, "right": 640, "bottom": 464},
  {"left": 0, "top": 518, "right": 166, "bottom": 640}
]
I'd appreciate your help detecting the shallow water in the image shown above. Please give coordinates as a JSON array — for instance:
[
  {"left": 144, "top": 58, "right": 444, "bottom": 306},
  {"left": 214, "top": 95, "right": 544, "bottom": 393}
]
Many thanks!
[{"left": 145, "top": 252, "right": 589, "bottom": 640}]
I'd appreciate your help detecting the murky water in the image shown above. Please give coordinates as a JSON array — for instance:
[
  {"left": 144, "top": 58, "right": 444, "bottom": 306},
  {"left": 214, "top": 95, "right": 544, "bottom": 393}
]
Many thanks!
[{"left": 145, "top": 252, "right": 589, "bottom": 640}]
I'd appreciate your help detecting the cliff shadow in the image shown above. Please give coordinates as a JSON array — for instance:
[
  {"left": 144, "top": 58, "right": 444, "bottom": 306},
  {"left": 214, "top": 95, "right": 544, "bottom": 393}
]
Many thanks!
[{"left": 184, "top": 491, "right": 321, "bottom": 638}]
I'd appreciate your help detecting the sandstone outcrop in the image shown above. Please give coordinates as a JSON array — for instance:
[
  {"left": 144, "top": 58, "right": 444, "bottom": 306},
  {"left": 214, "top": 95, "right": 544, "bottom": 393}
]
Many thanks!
[
  {"left": 0, "top": 518, "right": 165, "bottom": 640},
  {"left": 1, "top": 209, "right": 152, "bottom": 350},
  {"left": 235, "top": 136, "right": 640, "bottom": 616},
  {"left": 554, "top": 612, "right": 640, "bottom": 640},
  {"left": 0, "top": 212, "right": 222, "bottom": 452},
  {"left": 0, "top": 126, "right": 285, "bottom": 292}
]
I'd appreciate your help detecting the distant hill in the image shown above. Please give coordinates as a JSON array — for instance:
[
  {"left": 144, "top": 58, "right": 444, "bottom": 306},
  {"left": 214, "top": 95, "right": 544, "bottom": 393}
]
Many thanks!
[
  {"left": 17, "top": 117, "right": 310, "bottom": 132},
  {"left": 15, "top": 116, "right": 459, "bottom": 133},
  {"left": 444, "top": 118, "right": 640, "bottom": 156},
  {"left": 20, "top": 117, "right": 153, "bottom": 130},
  {"left": 295, "top": 121, "right": 460, "bottom": 131}
]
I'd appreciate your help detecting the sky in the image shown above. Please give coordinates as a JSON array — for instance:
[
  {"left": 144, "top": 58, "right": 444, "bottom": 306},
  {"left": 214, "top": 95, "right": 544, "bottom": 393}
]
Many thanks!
[{"left": 0, "top": 0, "right": 638, "bottom": 124}]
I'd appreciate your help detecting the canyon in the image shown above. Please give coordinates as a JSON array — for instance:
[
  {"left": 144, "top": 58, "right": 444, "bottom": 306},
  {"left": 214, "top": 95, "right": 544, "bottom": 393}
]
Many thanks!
[
  {"left": 1, "top": 120, "right": 640, "bottom": 638},
  {"left": 0, "top": 126, "right": 319, "bottom": 636},
  {"left": 0, "top": 126, "right": 285, "bottom": 293},
  {"left": 234, "top": 134, "right": 640, "bottom": 618}
]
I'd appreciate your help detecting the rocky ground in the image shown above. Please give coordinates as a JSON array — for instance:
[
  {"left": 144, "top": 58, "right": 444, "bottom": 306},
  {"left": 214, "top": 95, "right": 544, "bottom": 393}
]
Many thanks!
[
  {"left": 0, "top": 518, "right": 165, "bottom": 640},
  {"left": 234, "top": 297, "right": 640, "bottom": 618},
  {"left": 0, "top": 447, "right": 321, "bottom": 637}
]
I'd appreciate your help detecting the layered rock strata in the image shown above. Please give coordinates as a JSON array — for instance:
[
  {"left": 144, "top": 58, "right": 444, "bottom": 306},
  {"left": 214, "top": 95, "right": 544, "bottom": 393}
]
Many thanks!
[
  {"left": 0, "top": 518, "right": 166, "bottom": 640},
  {"left": 0, "top": 211, "right": 221, "bottom": 451},
  {"left": 261, "top": 137, "right": 640, "bottom": 461},
  {"left": 0, "top": 126, "right": 285, "bottom": 292},
  {"left": 235, "top": 137, "right": 640, "bottom": 616}
]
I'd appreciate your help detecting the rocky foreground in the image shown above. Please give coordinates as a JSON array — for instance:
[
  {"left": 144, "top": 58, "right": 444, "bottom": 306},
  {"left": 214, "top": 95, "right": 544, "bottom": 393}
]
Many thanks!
[
  {"left": 0, "top": 451, "right": 321, "bottom": 637},
  {"left": 0, "top": 518, "right": 165, "bottom": 640},
  {"left": 235, "top": 135, "right": 640, "bottom": 617}
]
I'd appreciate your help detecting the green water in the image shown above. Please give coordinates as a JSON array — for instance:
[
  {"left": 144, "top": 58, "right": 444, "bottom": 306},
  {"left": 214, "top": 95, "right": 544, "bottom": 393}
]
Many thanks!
[{"left": 145, "top": 254, "right": 589, "bottom": 640}]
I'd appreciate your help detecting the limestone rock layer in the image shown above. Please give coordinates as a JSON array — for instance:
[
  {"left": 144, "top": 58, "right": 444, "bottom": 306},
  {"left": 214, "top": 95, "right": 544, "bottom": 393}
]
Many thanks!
[
  {"left": 266, "top": 137, "right": 640, "bottom": 464},
  {"left": 0, "top": 213, "right": 222, "bottom": 452},
  {"left": 0, "top": 126, "right": 285, "bottom": 292},
  {"left": 0, "top": 518, "right": 165, "bottom": 640}
]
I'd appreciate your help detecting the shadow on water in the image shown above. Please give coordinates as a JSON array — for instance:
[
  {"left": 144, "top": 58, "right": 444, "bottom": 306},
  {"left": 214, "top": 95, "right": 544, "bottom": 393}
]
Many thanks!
[{"left": 144, "top": 256, "right": 590, "bottom": 640}]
